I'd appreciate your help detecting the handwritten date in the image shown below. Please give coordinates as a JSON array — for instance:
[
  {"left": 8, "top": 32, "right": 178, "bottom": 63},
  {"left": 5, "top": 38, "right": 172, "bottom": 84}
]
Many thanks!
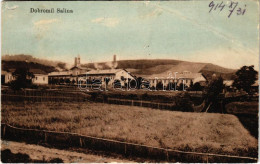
[{"left": 209, "top": 1, "right": 246, "bottom": 18}]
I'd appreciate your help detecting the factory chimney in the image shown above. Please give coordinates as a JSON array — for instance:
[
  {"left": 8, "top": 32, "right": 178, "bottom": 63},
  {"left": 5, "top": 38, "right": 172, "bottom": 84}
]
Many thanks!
[
  {"left": 111, "top": 54, "right": 118, "bottom": 69},
  {"left": 113, "top": 54, "right": 116, "bottom": 63},
  {"left": 77, "top": 55, "right": 81, "bottom": 65},
  {"left": 74, "top": 55, "right": 81, "bottom": 67},
  {"left": 74, "top": 57, "right": 78, "bottom": 67}
]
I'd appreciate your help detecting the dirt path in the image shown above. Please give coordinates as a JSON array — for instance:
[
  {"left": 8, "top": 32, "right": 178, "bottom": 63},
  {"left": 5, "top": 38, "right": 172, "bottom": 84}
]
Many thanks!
[{"left": 1, "top": 140, "right": 134, "bottom": 163}]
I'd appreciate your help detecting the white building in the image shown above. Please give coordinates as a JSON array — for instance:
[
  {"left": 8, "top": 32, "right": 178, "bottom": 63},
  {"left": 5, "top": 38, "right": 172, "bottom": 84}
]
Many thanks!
[
  {"left": 48, "top": 55, "right": 135, "bottom": 87},
  {"left": 80, "top": 69, "right": 135, "bottom": 87},
  {"left": 32, "top": 74, "right": 48, "bottom": 85},
  {"left": 1, "top": 69, "right": 48, "bottom": 85},
  {"left": 145, "top": 71, "right": 207, "bottom": 89},
  {"left": 48, "top": 56, "right": 89, "bottom": 84},
  {"left": 1, "top": 70, "right": 14, "bottom": 84}
]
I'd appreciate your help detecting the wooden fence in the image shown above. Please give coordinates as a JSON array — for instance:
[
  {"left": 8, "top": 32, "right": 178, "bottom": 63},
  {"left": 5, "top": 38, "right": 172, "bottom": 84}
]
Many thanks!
[
  {"left": 95, "top": 97, "right": 180, "bottom": 111},
  {"left": 1, "top": 89, "right": 90, "bottom": 102},
  {"left": 1, "top": 123, "right": 257, "bottom": 163}
]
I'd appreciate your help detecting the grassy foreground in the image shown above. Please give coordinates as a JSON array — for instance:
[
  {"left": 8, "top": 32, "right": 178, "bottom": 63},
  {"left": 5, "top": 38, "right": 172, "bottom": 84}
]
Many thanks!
[{"left": 2, "top": 102, "right": 257, "bottom": 156}]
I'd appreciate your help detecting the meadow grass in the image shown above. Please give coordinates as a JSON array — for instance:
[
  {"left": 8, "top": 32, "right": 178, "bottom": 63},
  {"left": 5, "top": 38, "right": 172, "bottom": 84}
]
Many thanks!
[{"left": 1, "top": 101, "right": 257, "bottom": 156}]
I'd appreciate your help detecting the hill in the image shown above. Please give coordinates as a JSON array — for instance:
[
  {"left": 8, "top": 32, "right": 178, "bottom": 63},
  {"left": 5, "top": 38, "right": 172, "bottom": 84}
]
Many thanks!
[
  {"left": 2, "top": 54, "right": 67, "bottom": 70},
  {"left": 83, "top": 59, "right": 236, "bottom": 80},
  {"left": 2, "top": 55, "right": 237, "bottom": 80},
  {"left": 2, "top": 61, "right": 58, "bottom": 73}
]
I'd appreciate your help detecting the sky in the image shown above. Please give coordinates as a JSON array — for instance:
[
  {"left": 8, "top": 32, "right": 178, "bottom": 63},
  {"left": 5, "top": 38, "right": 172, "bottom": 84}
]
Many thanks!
[{"left": 1, "top": 1, "right": 259, "bottom": 70}]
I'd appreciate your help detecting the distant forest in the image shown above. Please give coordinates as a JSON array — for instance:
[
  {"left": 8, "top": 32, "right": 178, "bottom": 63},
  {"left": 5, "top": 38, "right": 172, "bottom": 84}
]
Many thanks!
[{"left": 2, "top": 61, "right": 57, "bottom": 73}]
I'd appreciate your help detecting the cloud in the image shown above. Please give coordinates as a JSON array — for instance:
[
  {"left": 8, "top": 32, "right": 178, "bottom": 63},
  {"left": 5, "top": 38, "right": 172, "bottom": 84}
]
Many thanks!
[
  {"left": 139, "top": 8, "right": 163, "bottom": 19},
  {"left": 91, "top": 17, "right": 120, "bottom": 27},
  {"left": 33, "top": 19, "right": 60, "bottom": 26},
  {"left": 32, "top": 19, "right": 60, "bottom": 40}
]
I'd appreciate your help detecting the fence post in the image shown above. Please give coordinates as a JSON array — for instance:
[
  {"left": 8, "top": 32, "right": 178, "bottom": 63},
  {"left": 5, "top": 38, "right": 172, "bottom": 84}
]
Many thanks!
[
  {"left": 2, "top": 124, "right": 6, "bottom": 138},
  {"left": 80, "top": 137, "right": 82, "bottom": 147},
  {"left": 165, "top": 150, "right": 169, "bottom": 162},
  {"left": 44, "top": 132, "right": 47, "bottom": 143},
  {"left": 124, "top": 143, "right": 127, "bottom": 155}
]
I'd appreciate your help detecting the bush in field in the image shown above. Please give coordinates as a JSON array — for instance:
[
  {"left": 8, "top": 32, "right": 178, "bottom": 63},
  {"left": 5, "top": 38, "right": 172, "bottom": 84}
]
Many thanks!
[
  {"left": 175, "top": 92, "right": 193, "bottom": 112},
  {"left": 89, "top": 92, "right": 101, "bottom": 101}
]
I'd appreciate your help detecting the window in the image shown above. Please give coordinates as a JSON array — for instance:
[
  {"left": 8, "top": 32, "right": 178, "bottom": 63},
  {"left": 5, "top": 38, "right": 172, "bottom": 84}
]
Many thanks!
[
  {"left": 36, "top": 77, "right": 38, "bottom": 80},
  {"left": 43, "top": 77, "right": 45, "bottom": 81}
]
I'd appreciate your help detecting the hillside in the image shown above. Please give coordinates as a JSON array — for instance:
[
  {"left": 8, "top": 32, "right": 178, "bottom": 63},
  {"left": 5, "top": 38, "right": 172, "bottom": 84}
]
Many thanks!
[
  {"left": 2, "top": 55, "right": 67, "bottom": 70},
  {"left": 2, "top": 55, "right": 237, "bottom": 80},
  {"left": 83, "top": 59, "right": 237, "bottom": 80},
  {"left": 2, "top": 61, "right": 58, "bottom": 73}
]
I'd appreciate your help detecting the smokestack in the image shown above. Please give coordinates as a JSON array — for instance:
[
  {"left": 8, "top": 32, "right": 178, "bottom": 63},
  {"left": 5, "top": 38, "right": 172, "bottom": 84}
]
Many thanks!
[
  {"left": 113, "top": 54, "right": 116, "bottom": 62},
  {"left": 77, "top": 55, "right": 80, "bottom": 65},
  {"left": 74, "top": 57, "right": 78, "bottom": 67},
  {"left": 112, "top": 54, "right": 118, "bottom": 69}
]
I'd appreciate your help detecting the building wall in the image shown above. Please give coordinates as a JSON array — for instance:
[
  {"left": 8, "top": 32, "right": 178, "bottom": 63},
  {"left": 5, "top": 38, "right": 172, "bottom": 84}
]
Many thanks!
[
  {"left": 193, "top": 75, "right": 207, "bottom": 84},
  {"left": 77, "top": 70, "right": 134, "bottom": 87},
  {"left": 1, "top": 73, "right": 14, "bottom": 84},
  {"left": 148, "top": 77, "right": 204, "bottom": 88},
  {"left": 32, "top": 75, "right": 48, "bottom": 85}
]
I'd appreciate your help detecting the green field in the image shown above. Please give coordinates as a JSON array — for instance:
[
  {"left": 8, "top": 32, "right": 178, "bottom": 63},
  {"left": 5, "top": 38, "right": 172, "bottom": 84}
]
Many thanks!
[{"left": 2, "top": 101, "right": 257, "bottom": 157}]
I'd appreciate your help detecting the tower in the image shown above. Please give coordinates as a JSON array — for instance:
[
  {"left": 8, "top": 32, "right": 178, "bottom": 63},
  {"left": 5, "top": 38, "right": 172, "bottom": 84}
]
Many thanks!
[
  {"left": 74, "top": 55, "right": 81, "bottom": 67},
  {"left": 113, "top": 54, "right": 116, "bottom": 63},
  {"left": 112, "top": 54, "right": 118, "bottom": 69},
  {"left": 77, "top": 55, "right": 80, "bottom": 65}
]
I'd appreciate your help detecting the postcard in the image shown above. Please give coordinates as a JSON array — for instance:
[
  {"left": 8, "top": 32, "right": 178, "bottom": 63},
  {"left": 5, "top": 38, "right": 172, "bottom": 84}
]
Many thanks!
[{"left": 1, "top": 1, "right": 259, "bottom": 163}]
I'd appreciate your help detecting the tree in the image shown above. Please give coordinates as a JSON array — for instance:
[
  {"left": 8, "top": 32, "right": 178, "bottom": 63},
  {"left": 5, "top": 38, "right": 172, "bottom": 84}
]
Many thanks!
[
  {"left": 65, "top": 78, "right": 71, "bottom": 85},
  {"left": 192, "top": 82, "right": 203, "bottom": 91},
  {"left": 156, "top": 81, "right": 164, "bottom": 90},
  {"left": 52, "top": 78, "right": 58, "bottom": 85},
  {"left": 104, "top": 77, "right": 111, "bottom": 86},
  {"left": 166, "top": 82, "right": 174, "bottom": 90},
  {"left": 203, "top": 76, "right": 225, "bottom": 113},
  {"left": 113, "top": 79, "right": 121, "bottom": 88},
  {"left": 232, "top": 65, "right": 257, "bottom": 93},
  {"left": 10, "top": 67, "right": 35, "bottom": 91},
  {"left": 59, "top": 78, "right": 65, "bottom": 84},
  {"left": 129, "top": 79, "right": 137, "bottom": 89},
  {"left": 136, "top": 77, "right": 143, "bottom": 89},
  {"left": 177, "top": 83, "right": 187, "bottom": 91},
  {"left": 72, "top": 79, "right": 76, "bottom": 85},
  {"left": 175, "top": 92, "right": 193, "bottom": 112}
]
